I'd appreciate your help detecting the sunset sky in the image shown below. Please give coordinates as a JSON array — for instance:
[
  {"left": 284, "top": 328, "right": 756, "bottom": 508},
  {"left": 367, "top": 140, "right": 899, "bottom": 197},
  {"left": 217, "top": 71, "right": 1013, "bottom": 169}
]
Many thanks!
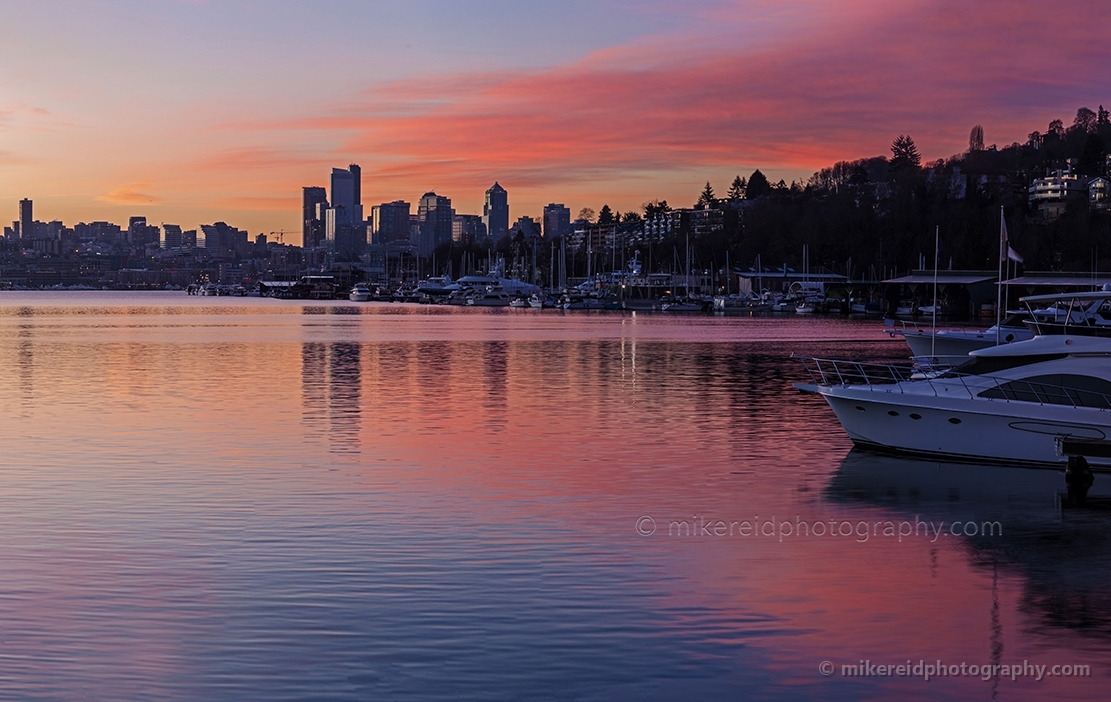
[{"left": 1, "top": 0, "right": 1108, "bottom": 235}]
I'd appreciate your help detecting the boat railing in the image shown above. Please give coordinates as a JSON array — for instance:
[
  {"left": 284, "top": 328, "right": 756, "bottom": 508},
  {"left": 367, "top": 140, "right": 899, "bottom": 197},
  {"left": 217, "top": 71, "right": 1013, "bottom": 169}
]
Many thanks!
[{"left": 794, "top": 355, "right": 1111, "bottom": 410}]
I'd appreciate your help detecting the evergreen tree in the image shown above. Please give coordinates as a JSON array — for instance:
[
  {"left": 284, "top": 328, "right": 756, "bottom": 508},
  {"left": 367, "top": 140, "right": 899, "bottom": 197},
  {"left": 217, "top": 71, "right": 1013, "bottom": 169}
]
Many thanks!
[
  {"left": 727, "top": 175, "right": 746, "bottom": 200},
  {"left": 697, "top": 182, "right": 716, "bottom": 208},
  {"left": 746, "top": 170, "right": 771, "bottom": 199},
  {"left": 889, "top": 135, "right": 921, "bottom": 172},
  {"left": 643, "top": 200, "right": 671, "bottom": 219},
  {"left": 597, "top": 204, "right": 615, "bottom": 225}
]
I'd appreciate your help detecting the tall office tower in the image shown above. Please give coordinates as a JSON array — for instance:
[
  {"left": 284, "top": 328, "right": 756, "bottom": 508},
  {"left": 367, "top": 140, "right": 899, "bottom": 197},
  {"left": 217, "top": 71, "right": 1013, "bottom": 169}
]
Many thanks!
[
  {"left": 483, "top": 183, "right": 508, "bottom": 240},
  {"left": 543, "top": 203, "right": 571, "bottom": 239},
  {"left": 348, "top": 164, "right": 361, "bottom": 212},
  {"left": 417, "top": 192, "right": 452, "bottom": 257},
  {"left": 371, "top": 200, "right": 411, "bottom": 244},
  {"left": 19, "top": 199, "right": 32, "bottom": 243},
  {"left": 330, "top": 165, "right": 362, "bottom": 222},
  {"left": 302, "top": 186, "right": 328, "bottom": 248}
]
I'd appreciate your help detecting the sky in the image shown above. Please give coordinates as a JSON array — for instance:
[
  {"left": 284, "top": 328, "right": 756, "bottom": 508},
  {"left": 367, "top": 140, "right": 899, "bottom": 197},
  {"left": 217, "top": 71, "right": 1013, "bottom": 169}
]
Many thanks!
[{"left": 1, "top": 0, "right": 1109, "bottom": 236}]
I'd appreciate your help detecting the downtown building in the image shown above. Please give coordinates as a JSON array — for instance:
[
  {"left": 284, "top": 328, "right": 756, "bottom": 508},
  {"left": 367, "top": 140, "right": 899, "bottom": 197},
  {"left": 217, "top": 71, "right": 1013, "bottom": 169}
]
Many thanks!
[
  {"left": 324, "top": 165, "right": 366, "bottom": 259},
  {"left": 415, "top": 192, "right": 452, "bottom": 257},
  {"left": 543, "top": 203, "right": 570, "bottom": 239},
  {"left": 302, "top": 186, "right": 328, "bottom": 248},
  {"left": 483, "top": 183, "right": 508, "bottom": 240},
  {"left": 371, "top": 200, "right": 412, "bottom": 244}
]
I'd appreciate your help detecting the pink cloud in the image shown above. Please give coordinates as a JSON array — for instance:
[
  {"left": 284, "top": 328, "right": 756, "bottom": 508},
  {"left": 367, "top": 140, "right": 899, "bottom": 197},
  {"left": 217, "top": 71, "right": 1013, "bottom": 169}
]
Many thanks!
[{"left": 250, "top": 1, "right": 1106, "bottom": 203}]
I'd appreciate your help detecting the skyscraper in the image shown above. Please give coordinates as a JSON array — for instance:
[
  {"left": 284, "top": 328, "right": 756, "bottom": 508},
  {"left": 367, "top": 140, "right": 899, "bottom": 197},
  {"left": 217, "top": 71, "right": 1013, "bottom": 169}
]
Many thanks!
[
  {"left": 328, "top": 165, "right": 363, "bottom": 256},
  {"left": 371, "top": 201, "right": 411, "bottom": 244},
  {"left": 302, "top": 186, "right": 328, "bottom": 248},
  {"left": 417, "top": 192, "right": 452, "bottom": 257},
  {"left": 330, "top": 165, "right": 362, "bottom": 223},
  {"left": 543, "top": 203, "right": 570, "bottom": 239},
  {"left": 19, "top": 199, "right": 32, "bottom": 243},
  {"left": 483, "top": 183, "right": 508, "bottom": 240}
]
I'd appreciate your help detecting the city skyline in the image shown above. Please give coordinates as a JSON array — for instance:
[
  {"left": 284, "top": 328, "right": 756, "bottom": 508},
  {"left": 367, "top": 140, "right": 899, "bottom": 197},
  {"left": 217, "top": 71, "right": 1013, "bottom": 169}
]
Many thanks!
[{"left": 2, "top": 1, "right": 1108, "bottom": 234}]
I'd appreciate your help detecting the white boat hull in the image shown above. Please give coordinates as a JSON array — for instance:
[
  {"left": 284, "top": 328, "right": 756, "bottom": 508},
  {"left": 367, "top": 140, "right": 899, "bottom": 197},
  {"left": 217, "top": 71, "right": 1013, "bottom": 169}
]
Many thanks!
[
  {"left": 897, "top": 329, "right": 1032, "bottom": 359},
  {"left": 818, "top": 385, "right": 1111, "bottom": 467}
]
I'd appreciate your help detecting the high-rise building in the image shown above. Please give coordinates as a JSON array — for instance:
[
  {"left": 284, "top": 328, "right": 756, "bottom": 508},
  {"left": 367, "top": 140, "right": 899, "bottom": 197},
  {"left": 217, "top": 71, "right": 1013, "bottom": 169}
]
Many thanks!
[
  {"left": 302, "top": 186, "right": 328, "bottom": 248},
  {"left": 328, "top": 165, "right": 364, "bottom": 255},
  {"left": 483, "top": 183, "right": 508, "bottom": 240},
  {"left": 543, "top": 203, "right": 570, "bottom": 239},
  {"left": 160, "top": 224, "right": 183, "bottom": 249},
  {"left": 371, "top": 200, "right": 411, "bottom": 244},
  {"left": 330, "top": 165, "right": 362, "bottom": 222},
  {"left": 416, "top": 192, "right": 452, "bottom": 257},
  {"left": 19, "top": 199, "right": 33, "bottom": 243}
]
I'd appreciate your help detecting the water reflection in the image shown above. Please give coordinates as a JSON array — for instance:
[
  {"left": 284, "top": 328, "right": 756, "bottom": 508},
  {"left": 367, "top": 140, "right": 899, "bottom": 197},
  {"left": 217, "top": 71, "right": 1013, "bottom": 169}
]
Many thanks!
[
  {"left": 301, "top": 341, "right": 363, "bottom": 454},
  {"left": 17, "top": 307, "right": 33, "bottom": 416},
  {"left": 828, "top": 451, "right": 1111, "bottom": 647}
]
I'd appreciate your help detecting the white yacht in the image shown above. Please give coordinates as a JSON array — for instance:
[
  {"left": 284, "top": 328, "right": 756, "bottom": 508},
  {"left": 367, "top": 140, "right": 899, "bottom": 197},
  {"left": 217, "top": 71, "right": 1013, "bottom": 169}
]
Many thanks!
[
  {"left": 887, "top": 289, "right": 1111, "bottom": 359},
  {"left": 798, "top": 293, "right": 1111, "bottom": 467},
  {"left": 886, "top": 311, "right": 1035, "bottom": 359},
  {"left": 348, "top": 283, "right": 373, "bottom": 302}
]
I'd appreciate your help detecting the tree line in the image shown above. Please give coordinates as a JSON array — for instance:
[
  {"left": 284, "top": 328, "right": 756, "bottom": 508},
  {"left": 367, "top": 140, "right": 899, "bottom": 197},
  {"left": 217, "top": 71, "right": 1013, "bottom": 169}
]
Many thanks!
[{"left": 435, "top": 104, "right": 1111, "bottom": 284}]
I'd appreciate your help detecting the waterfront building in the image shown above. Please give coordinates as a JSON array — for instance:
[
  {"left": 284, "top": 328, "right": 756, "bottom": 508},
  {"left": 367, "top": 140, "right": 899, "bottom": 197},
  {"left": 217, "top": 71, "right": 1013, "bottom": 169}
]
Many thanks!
[
  {"left": 371, "top": 200, "right": 411, "bottom": 244},
  {"left": 302, "top": 186, "right": 328, "bottom": 248},
  {"left": 543, "top": 203, "right": 570, "bottom": 239},
  {"left": 483, "top": 183, "right": 508, "bottom": 240}
]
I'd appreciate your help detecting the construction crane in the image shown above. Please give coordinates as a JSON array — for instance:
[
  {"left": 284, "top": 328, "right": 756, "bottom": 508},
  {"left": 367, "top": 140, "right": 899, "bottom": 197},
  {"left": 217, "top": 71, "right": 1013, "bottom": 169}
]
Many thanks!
[{"left": 269, "top": 230, "right": 297, "bottom": 245}]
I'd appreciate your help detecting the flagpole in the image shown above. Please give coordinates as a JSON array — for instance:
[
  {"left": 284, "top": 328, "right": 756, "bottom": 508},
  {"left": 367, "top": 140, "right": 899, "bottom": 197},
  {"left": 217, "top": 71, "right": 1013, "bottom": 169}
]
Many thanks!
[
  {"left": 996, "top": 206, "right": 1004, "bottom": 345},
  {"left": 931, "top": 225, "right": 939, "bottom": 358}
]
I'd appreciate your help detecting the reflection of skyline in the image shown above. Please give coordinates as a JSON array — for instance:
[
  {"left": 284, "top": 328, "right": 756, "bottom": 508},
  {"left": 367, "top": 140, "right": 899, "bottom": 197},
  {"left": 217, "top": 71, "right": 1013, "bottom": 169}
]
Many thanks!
[{"left": 300, "top": 341, "right": 362, "bottom": 455}]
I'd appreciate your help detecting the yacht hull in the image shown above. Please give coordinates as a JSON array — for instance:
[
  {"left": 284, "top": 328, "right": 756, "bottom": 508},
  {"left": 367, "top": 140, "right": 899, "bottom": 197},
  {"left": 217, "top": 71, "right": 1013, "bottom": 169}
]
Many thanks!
[
  {"left": 898, "top": 330, "right": 1029, "bottom": 358},
  {"left": 819, "top": 386, "right": 1111, "bottom": 467}
]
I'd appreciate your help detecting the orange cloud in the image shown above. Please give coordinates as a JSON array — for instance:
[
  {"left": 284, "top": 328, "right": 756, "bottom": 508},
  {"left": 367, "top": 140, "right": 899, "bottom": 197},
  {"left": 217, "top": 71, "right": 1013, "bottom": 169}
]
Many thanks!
[{"left": 97, "top": 181, "right": 162, "bottom": 205}]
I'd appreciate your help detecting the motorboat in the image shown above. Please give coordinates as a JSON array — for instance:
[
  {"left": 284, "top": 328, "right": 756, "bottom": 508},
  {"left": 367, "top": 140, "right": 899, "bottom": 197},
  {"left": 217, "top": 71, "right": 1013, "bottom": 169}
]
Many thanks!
[
  {"left": 528, "top": 294, "right": 544, "bottom": 309},
  {"left": 796, "top": 316, "right": 1111, "bottom": 467},
  {"left": 509, "top": 297, "right": 529, "bottom": 308},
  {"left": 885, "top": 311, "right": 1035, "bottom": 359},
  {"left": 348, "top": 283, "right": 373, "bottom": 302}
]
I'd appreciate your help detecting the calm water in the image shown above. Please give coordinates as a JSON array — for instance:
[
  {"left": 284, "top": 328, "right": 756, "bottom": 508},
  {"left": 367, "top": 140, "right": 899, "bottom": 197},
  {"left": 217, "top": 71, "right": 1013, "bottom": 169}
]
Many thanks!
[{"left": 0, "top": 292, "right": 1107, "bottom": 701}]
